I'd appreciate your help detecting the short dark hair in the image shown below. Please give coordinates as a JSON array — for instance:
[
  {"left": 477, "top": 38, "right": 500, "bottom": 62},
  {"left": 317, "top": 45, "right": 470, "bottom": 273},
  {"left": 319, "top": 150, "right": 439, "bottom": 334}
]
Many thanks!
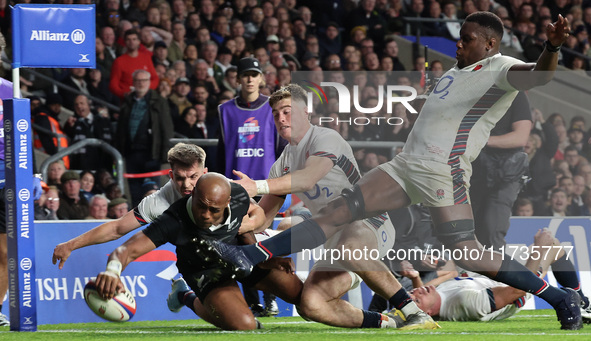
[
  {"left": 465, "top": 11, "right": 504, "bottom": 39},
  {"left": 124, "top": 28, "right": 140, "bottom": 39}
]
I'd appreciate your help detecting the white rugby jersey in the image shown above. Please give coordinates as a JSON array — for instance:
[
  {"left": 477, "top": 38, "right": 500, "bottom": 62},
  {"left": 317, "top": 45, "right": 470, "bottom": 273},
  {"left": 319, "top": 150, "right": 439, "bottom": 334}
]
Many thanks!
[
  {"left": 438, "top": 274, "right": 529, "bottom": 321},
  {"left": 136, "top": 179, "right": 181, "bottom": 224},
  {"left": 269, "top": 125, "right": 361, "bottom": 215},
  {"left": 404, "top": 54, "right": 522, "bottom": 171}
]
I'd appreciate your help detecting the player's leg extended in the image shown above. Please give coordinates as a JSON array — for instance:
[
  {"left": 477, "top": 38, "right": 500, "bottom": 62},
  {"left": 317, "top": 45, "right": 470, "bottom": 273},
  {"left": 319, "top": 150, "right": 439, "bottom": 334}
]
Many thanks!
[
  {"left": 253, "top": 268, "right": 303, "bottom": 305},
  {"left": 201, "top": 280, "right": 259, "bottom": 330},
  {"left": 325, "top": 222, "right": 438, "bottom": 329},
  {"left": 241, "top": 169, "right": 411, "bottom": 262},
  {"left": 204, "top": 169, "right": 411, "bottom": 277},
  {"left": 298, "top": 269, "right": 376, "bottom": 328},
  {"left": 430, "top": 205, "right": 582, "bottom": 330}
]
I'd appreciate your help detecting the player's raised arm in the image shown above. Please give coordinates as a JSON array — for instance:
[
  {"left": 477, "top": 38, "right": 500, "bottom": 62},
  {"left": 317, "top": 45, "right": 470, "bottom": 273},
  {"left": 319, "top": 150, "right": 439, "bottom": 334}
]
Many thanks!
[
  {"left": 52, "top": 210, "right": 141, "bottom": 269},
  {"left": 95, "top": 231, "right": 156, "bottom": 299},
  {"left": 507, "top": 14, "right": 570, "bottom": 90}
]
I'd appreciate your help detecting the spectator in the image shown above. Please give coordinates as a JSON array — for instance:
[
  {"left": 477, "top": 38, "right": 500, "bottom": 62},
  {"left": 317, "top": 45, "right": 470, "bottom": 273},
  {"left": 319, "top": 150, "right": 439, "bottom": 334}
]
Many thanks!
[
  {"left": 152, "top": 41, "right": 171, "bottom": 68},
  {"left": 185, "top": 11, "right": 202, "bottom": 41},
  {"left": 540, "top": 188, "right": 571, "bottom": 217},
  {"left": 109, "top": 29, "right": 159, "bottom": 99},
  {"left": 100, "top": 26, "right": 119, "bottom": 71},
  {"left": 567, "top": 127, "right": 585, "bottom": 152},
  {"left": 559, "top": 176, "right": 582, "bottom": 215},
  {"left": 105, "top": 182, "right": 124, "bottom": 201},
  {"left": 175, "top": 106, "right": 202, "bottom": 138},
  {"left": 38, "top": 186, "right": 60, "bottom": 221},
  {"left": 59, "top": 68, "right": 90, "bottom": 111},
  {"left": 513, "top": 197, "right": 534, "bottom": 216},
  {"left": 182, "top": 43, "right": 199, "bottom": 75},
  {"left": 199, "top": 0, "right": 216, "bottom": 30},
  {"left": 171, "top": 0, "right": 188, "bottom": 23},
  {"left": 169, "top": 77, "right": 193, "bottom": 120},
  {"left": 564, "top": 145, "right": 585, "bottom": 175},
  {"left": 221, "top": 66, "right": 238, "bottom": 94},
  {"left": 86, "top": 68, "right": 119, "bottom": 111},
  {"left": 382, "top": 39, "right": 406, "bottom": 71},
  {"left": 424, "top": 1, "right": 448, "bottom": 37},
  {"left": 79, "top": 170, "right": 96, "bottom": 202},
  {"left": 141, "top": 180, "right": 159, "bottom": 198},
  {"left": 32, "top": 94, "right": 71, "bottom": 169},
  {"left": 347, "top": 0, "right": 387, "bottom": 40},
  {"left": 319, "top": 21, "right": 342, "bottom": 57},
  {"left": 581, "top": 189, "right": 591, "bottom": 215},
  {"left": 215, "top": 46, "right": 234, "bottom": 75},
  {"left": 168, "top": 21, "right": 189, "bottom": 63},
  {"left": 244, "top": 6, "right": 264, "bottom": 40},
  {"left": 266, "top": 35, "right": 281, "bottom": 53},
  {"left": 572, "top": 174, "right": 586, "bottom": 209},
  {"left": 46, "top": 160, "right": 66, "bottom": 187},
  {"left": 63, "top": 94, "right": 114, "bottom": 170},
  {"left": 115, "top": 69, "right": 174, "bottom": 206},
  {"left": 107, "top": 197, "right": 129, "bottom": 219},
  {"left": 442, "top": 1, "right": 461, "bottom": 40},
  {"left": 87, "top": 194, "right": 109, "bottom": 220},
  {"left": 211, "top": 14, "right": 230, "bottom": 45},
  {"left": 57, "top": 171, "right": 90, "bottom": 220},
  {"left": 126, "top": 0, "right": 150, "bottom": 26}
]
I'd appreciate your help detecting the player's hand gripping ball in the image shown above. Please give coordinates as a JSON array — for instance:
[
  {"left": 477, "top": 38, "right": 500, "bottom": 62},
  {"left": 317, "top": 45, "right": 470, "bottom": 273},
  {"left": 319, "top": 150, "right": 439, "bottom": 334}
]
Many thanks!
[{"left": 84, "top": 280, "right": 136, "bottom": 322}]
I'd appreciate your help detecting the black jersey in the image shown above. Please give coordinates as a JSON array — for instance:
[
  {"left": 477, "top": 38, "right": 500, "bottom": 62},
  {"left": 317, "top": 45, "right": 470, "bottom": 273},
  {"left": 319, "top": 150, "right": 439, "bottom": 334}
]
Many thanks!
[{"left": 143, "top": 182, "right": 250, "bottom": 276}]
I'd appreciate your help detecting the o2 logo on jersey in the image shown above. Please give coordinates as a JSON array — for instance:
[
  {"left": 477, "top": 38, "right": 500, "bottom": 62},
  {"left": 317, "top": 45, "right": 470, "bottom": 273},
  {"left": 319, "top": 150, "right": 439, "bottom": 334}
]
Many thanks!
[
  {"left": 238, "top": 117, "right": 261, "bottom": 143},
  {"left": 303, "top": 184, "right": 333, "bottom": 200},
  {"left": 433, "top": 76, "right": 454, "bottom": 99}
]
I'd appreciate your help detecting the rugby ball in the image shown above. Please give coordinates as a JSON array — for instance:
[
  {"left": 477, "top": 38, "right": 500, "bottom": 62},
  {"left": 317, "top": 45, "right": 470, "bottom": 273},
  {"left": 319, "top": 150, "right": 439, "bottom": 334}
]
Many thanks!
[{"left": 84, "top": 280, "right": 137, "bottom": 322}]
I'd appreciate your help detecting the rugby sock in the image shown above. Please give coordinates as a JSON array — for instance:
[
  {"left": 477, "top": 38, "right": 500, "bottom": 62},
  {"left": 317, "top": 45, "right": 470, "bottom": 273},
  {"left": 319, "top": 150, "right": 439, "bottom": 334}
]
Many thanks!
[
  {"left": 494, "top": 258, "right": 566, "bottom": 307},
  {"left": 242, "top": 219, "right": 327, "bottom": 264},
  {"left": 551, "top": 253, "right": 589, "bottom": 308},
  {"left": 361, "top": 310, "right": 385, "bottom": 328},
  {"left": 551, "top": 253, "right": 580, "bottom": 289},
  {"left": 389, "top": 288, "right": 419, "bottom": 316},
  {"left": 179, "top": 291, "right": 197, "bottom": 312}
]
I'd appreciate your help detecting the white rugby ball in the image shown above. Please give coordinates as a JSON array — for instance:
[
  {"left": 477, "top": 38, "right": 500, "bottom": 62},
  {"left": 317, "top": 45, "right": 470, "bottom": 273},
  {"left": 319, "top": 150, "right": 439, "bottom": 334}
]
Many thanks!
[{"left": 84, "top": 280, "right": 137, "bottom": 322}]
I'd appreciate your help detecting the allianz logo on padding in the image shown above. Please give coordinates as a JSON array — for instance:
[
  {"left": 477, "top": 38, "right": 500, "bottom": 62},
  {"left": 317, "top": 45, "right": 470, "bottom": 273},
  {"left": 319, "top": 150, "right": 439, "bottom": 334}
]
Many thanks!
[{"left": 30, "top": 29, "right": 85, "bottom": 44}]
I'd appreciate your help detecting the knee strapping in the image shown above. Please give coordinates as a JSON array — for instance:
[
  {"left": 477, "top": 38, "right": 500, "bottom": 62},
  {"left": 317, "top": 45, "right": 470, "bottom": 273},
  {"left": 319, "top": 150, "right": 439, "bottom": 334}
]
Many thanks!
[
  {"left": 341, "top": 184, "right": 365, "bottom": 222},
  {"left": 434, "top": 219, "right": 476, "bottom": 245}
]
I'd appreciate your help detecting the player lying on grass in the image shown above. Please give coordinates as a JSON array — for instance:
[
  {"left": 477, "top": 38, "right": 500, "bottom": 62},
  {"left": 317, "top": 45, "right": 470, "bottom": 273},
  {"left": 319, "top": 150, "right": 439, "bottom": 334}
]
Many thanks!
[
  {"left": 94, "top": 173, "right": 414, "bottom": 330},
  {"left": 407, "top": 229, "right": 591, "bottom": 322},
  {"left": 232, "top": 84, "right": 438, "bottom": 330},
  {"left": 94, "top": 173, "right": 302, "bottom": 330},
  {"left": 203, "top": 12, "right": 583, "bottom": 330},
  {"left": 51, "top": 143, "right": 265, "bottom": 269}
]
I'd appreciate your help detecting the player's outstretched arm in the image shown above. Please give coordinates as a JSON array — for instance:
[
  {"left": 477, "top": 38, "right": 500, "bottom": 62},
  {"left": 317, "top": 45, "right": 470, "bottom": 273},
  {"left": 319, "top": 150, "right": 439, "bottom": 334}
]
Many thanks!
[
  {"left": 52, "top": 210, "right": 142, "bottom": 269},
  {"left": 508, "top": 14, "right": 570, "bottom": 90},
  {"left": 233, "top": 156, "right": 334, "bottom": 197},
  {"left": 95, "top": 231, "right": 156, "bottom": 299}
]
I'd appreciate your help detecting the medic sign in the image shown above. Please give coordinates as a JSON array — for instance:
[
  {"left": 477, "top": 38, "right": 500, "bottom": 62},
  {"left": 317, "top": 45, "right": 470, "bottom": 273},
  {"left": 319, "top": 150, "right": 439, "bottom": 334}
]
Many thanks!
[{"left": 11, "top": 4, "right": 96, "bottom": 68}]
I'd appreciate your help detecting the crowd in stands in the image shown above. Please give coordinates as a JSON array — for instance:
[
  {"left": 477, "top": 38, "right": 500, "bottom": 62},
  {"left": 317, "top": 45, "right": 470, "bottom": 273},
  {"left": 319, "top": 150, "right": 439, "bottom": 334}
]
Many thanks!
[{"left": 0, "top": 0, "right": 589, "bottom": 219}]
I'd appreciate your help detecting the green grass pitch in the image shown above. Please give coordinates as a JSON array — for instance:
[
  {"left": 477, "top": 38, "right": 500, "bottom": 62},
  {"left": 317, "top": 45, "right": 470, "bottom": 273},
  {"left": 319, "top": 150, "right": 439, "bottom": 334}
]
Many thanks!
[{"left": 0, "top": 310, "right": 589, "bottom": 340}]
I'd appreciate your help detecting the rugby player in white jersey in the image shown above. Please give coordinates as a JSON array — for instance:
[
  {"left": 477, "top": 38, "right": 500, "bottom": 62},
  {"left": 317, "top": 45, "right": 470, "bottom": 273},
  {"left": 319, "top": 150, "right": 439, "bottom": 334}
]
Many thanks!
[
  {"left": 205, "top": 12, "right": 583, "bottom": 330},
  {"left": 411, "top": 229, "right": 588, "bottom": 322},
  {"left": 232, "top": 84, "right": 438, "bottom": 330},
  {"left": 51, "top": 143, "right": 265, "bottom": 268}
]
